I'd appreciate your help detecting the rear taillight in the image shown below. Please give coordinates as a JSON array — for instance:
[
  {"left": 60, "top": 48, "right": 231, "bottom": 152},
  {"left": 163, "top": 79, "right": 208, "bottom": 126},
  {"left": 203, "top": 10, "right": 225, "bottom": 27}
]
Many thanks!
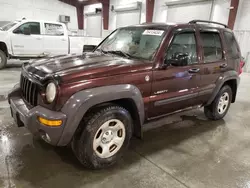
[{"left": 239, "top": 60, "right": 245, "bottom": 75}]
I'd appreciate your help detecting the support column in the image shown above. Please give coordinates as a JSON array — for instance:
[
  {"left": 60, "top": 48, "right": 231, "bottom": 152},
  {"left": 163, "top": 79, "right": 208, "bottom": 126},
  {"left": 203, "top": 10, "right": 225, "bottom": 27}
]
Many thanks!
[
  {"left": 146, "top": 0, "right": 155, "bottom": 23},
  {"left": 228, "top": 0, "right": 240, "bottom": 29},
  {"left": 77, "top": 5, "right": 84, "bottom": 29},
  {"left": 102, "top": 0, "right": 110, "bottom": 30}
]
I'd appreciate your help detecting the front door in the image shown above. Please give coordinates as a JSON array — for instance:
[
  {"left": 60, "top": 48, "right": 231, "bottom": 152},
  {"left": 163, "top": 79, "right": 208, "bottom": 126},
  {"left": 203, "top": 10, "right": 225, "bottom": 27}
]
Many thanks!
[
  {"left": 149, "top": 30, "right": 201, "bottom": 118},
  {"left": 11, "top": 22, "right": 44, "bottom": 56}
]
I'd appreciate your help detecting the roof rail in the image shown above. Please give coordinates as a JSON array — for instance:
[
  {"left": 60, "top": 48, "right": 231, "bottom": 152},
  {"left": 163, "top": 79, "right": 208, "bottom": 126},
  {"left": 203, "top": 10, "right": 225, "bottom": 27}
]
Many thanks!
[{"left": 189, "top": 20, "right": 228, "bottom": 28}]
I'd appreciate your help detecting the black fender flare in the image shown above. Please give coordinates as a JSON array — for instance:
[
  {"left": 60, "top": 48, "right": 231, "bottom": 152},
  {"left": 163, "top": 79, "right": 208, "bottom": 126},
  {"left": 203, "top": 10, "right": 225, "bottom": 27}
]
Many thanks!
[
  {"left": 206, "top": 70, "right": 240, "bottom": 105},
  {"left": 58, "top": 84, "right": 144, "bottom": 146}
]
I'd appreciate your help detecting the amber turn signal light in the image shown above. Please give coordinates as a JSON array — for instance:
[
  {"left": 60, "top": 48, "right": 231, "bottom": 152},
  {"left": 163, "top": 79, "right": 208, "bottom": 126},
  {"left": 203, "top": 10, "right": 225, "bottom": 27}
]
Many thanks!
[{"left": 38, "top": 117, "right": 62, "bottom": 127}]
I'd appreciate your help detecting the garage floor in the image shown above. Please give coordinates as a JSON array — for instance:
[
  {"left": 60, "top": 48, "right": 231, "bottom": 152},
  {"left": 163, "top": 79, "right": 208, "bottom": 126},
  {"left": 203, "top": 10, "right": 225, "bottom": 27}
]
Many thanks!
[{"left": 0, "top": 61, "right": 250, "bottom": 188}]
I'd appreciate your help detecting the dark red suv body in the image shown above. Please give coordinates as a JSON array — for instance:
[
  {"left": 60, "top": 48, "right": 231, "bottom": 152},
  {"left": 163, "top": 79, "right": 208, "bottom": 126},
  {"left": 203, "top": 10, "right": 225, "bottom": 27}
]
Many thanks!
[{"left": 8, "top": 20, "right": 242, "bottom": 169}]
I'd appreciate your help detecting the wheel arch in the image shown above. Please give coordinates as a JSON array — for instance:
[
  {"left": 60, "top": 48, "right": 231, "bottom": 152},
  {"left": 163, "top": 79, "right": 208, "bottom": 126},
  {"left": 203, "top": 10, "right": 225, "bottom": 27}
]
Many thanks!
[
  {"left": 222, "top": 79, "right": 237, "bottom": 103},
  {"left": 0, "top": 42, "right": 8, "bottom": 57},
  {"left": 58, "top": 84, "right": 144, "bottom": 146},
  {"left": 206, "top": 71, "right": 240, "bottom": 105}
]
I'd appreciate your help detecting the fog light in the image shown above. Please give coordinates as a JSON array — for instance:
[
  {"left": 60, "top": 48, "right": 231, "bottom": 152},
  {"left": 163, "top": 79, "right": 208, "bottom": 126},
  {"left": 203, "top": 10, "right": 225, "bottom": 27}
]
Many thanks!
[{"left": 38, "top": 117, "right": 62, "bottom": 127}]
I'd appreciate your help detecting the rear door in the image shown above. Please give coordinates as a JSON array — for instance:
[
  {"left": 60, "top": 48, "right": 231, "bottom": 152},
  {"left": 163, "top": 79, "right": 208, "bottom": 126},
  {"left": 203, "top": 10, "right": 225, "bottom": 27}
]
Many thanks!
[
  {"left": 42, "top": 22, "right": 68, "bottom": 56},
  {"left": 196, "top": 29, "right": 227, "bottom": 103},
  {"left": 149, "top": 28, "right": 201, "bottom": 119}
]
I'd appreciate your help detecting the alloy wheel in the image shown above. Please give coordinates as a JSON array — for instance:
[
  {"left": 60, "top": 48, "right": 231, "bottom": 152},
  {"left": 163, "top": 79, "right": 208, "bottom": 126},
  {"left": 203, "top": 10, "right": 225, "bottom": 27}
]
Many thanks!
[{"left": 93, "top": 119, "right": 126, "bottom": 158}]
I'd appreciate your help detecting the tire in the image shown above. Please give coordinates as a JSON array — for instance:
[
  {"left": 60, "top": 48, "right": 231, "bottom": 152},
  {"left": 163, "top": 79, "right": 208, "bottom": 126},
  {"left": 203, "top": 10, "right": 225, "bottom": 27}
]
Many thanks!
[
  {"left": 204, "top": 85, "right": 232, "bottom": 120},
  {"left": 0, "top": 50, "right": 7, "bottom": 69},
  {"left": 72, "top": 105, "right": 133, "bottom": 169}
]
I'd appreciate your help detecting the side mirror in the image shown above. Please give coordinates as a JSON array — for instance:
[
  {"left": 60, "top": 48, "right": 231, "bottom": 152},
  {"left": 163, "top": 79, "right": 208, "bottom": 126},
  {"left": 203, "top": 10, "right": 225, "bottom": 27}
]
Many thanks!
[
  {"left": 13, "top": 28, "right": 22, "bottom": 34},
  {"left": 165, "top": 52, "right": 189, "bottom": 67},
  {"left": 83, "top": 45, "right": 97, "bottom": 52},
  {"left": 23, "top": 27, "right": 31, "bottom": 35}
]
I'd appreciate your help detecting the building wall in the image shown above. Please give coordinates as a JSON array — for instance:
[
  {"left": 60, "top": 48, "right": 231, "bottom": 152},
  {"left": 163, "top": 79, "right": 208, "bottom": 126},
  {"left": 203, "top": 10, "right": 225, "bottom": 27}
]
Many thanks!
[
  {"left": 153, "top": 0, "right": 231, "bottom": 24},
  {"left": 234, "top": 0, "right": 250, "bottom": 30},
  {"left": 0, "top": 0, "right": 78, "bottom": 29}
]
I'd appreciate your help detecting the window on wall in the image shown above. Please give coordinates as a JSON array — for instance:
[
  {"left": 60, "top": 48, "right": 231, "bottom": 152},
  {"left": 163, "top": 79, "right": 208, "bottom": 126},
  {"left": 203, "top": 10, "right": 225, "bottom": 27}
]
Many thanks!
[
  {"left": 224, "top": 31, "right": 240, "bottom": 59},
  {"left": 44, "top": 23, "right": 64, "bottom": 36},
  {"left": 200, "top": 32, "right": 223, "bottom": 62},
  {"left": 166, "top": 32, "right": 197, "bottom": 66},
  {"left": 15, "top": 22, "right": 40, "bottom": 35}
]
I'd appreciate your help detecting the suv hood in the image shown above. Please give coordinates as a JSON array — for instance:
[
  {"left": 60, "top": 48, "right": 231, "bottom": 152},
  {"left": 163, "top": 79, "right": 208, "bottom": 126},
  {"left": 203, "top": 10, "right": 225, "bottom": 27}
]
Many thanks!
[{"left": 26, "top": 52, "right": 152, "bottom": 82}]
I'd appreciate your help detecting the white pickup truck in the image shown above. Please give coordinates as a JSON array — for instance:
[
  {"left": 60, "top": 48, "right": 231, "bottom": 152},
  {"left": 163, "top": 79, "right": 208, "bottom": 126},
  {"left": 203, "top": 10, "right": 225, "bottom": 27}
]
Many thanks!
[{"left": 0, "top": 19, "right": 85, "bottom": 69}]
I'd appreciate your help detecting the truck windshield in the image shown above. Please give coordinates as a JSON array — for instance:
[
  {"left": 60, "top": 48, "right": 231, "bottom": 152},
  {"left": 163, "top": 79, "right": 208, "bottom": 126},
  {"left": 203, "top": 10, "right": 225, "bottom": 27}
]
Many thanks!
[
  {"left": 0, "top": 22, "right": 17, "bottom": 31},
  {"left": 97, "top": 28, "right": 166, "bottom": 60}
]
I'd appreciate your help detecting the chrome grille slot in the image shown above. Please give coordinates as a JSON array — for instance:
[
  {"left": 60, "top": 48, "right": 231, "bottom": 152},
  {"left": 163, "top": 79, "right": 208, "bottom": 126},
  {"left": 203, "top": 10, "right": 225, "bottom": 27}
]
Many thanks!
[{"left": 20, "top": 74, "right": 38, "bottom": 106}]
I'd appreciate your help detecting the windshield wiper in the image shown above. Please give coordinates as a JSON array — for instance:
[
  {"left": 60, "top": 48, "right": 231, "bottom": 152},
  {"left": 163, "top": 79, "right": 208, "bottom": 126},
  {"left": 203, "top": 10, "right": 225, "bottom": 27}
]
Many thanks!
[{"left": 105, "top": 50, "right": 131, "bottom": 59}]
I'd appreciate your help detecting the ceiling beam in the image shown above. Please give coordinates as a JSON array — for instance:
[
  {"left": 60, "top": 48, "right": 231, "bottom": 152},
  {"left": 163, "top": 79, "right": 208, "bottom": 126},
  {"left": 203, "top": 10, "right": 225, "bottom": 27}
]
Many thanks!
[
  {"left": 81, "top": 0, "right": 102, "bottom": 6},
  {"left": 146, "top": 0, "right": 155, "bottom": 23},
  {"left": 76, "top": 4, "right": 84, "bottom": 29},
  {"left": 228, "top": 0, "right": 239, "bottom": 29},
  {"left": 102, "top": 0, "right": 109, "bottom": 30}
]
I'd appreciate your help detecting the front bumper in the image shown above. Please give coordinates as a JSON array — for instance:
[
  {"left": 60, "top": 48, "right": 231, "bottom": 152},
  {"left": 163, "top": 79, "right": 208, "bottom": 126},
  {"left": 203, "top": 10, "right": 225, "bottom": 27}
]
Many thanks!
[{"left": 8, "top": 86, "right": 67, "bottom": 146}]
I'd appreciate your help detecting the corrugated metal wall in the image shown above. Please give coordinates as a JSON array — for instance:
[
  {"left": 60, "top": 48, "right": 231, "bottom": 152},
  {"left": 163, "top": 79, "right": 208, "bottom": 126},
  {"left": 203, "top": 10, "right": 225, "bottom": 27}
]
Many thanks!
[{"left": 234, "top": 30, "right": 250, "bottom": 72}]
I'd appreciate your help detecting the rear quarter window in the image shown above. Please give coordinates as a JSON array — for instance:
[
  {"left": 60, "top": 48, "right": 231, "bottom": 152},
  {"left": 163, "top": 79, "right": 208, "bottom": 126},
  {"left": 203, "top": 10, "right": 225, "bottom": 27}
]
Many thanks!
[{"left": 224, "top": 31, "right": 240, "bottom": 59}]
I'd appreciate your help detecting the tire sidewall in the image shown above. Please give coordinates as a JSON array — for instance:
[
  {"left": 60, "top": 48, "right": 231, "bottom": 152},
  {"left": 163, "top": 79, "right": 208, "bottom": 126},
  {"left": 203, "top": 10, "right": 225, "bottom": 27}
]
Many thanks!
[
  {"left": 0, "top": 50, "right": 7, "bottom": 69},
  {"left": 79, "top": 107, "right": 133, "bottom": 168},
  {"left": 213, "top": 86, "right": 232, "bottom": 119}
]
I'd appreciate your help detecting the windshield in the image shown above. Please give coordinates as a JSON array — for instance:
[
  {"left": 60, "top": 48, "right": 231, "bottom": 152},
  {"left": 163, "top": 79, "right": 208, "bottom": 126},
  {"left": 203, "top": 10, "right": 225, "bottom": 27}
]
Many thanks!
[
  {"left": 0, "top": 22, "right": 17, "bottom": 31},
  {"left": 97, "top": 27, "right": 166, "bottom": 60}
]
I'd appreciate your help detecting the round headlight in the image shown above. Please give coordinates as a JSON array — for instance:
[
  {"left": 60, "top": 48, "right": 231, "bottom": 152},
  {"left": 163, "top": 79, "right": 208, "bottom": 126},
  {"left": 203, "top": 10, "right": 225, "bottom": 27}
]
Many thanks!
[{"left": 46, "top": 82, "right": 57, "bottom": 103}]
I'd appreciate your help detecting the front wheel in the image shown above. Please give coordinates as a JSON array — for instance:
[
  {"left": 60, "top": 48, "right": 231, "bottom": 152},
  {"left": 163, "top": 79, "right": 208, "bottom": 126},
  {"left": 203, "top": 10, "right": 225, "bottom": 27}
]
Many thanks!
[
  {"left": 72, "top": 105, "right": 133, "bottom": 169},
  {"left": 0, "top": 50, "right": 7, "bottom": 69},
  {"left": 204, "top": 85, "right": 232, "bottom": 120}
]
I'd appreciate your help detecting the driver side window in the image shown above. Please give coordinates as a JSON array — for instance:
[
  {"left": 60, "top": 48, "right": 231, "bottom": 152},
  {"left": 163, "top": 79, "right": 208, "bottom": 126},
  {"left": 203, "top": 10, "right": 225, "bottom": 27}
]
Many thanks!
[
  {"left": 166, "top": 32, "right": 197, "bottom": 66},
  {"left": 14, "top": 22, "right": 40, "bottom": 35}
]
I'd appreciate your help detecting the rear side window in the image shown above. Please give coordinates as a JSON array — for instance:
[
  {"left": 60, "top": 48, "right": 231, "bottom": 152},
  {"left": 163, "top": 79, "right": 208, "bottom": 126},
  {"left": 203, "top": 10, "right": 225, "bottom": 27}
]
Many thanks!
[
  {"left": 224, "top": 31, "right": 240, "bottom": 59},
  {"left": 200, "top": 32, "right": 223, "bottom": 63},
  {"left": 44, "top": 23, "right": 64, "bottom": 36}
]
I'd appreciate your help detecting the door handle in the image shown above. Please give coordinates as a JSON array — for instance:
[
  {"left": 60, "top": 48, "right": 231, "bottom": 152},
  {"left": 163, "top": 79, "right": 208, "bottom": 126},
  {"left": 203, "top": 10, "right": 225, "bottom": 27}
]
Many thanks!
[
  {"left": 220, "top": 63, "right": 228, "bottom": 68},
  {"left": 188, "top": 68, "right": 200, "bottom": 73},
  {"left": 36, "top": 37, "right": 42, "bottom": 40},
  {"left": 61, "top": 39, "right": 67, "bottom": 41}
]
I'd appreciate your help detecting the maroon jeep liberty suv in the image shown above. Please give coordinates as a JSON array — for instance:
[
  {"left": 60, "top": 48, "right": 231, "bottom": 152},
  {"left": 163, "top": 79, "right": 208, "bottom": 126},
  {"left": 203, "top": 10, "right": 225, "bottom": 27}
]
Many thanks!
[{"left": 8, "top": 20, "right": 242, "bottom": 169}]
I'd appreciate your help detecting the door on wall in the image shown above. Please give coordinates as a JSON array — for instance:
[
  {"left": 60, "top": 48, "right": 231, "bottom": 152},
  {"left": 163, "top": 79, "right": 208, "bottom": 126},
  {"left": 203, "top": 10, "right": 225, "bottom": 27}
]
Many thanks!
[
  {"left": 116, "top": 11, "right": 141, "bottom": 28},
  {"left": 167, "top": 1, "right": 212, "bottom": 22},
  {"left": 86, "top": 14, "right": 102, "bottom": 37},
  {"left": 114, "top": 2, "right": 142, "bottom": 28}
]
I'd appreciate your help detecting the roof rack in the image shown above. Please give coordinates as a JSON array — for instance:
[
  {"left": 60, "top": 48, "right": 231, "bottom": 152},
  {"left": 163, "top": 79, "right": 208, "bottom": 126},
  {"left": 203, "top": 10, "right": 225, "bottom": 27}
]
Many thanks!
[{"left": 189, "top": 20, "right": 228, "bottom": 28}]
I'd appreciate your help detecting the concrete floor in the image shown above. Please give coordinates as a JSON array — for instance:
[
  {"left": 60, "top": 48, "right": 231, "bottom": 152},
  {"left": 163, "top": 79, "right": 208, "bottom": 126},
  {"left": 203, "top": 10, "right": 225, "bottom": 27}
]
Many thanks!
[{"left": 0, "top": 61, "right": 250, "bottom": 188}]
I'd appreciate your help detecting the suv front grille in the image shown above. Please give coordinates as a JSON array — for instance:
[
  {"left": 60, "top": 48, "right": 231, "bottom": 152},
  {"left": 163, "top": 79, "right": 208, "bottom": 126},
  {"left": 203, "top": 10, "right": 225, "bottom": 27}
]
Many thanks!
[{"left": 20, "top": 74, "right": 38, "bottom": 106}]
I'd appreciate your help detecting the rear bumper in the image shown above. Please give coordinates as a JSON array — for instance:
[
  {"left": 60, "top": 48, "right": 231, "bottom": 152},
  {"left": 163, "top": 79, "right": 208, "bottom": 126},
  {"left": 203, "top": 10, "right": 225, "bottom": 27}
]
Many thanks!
[{"left": 8, "top": 86, "right": 67, "bottom": 146}]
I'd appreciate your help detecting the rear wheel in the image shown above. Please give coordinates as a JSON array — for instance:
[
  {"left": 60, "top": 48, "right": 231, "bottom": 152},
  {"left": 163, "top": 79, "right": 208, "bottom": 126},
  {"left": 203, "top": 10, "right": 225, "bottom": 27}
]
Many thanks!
[
  {"left": 204, "top": 85, "right": 232, "bottom": 120},
  {"left": 72, "top": 105, "right": 133, "bottom": 169},
  {"left": 0, "top": 50, "right": 7, "bottom": 69}
]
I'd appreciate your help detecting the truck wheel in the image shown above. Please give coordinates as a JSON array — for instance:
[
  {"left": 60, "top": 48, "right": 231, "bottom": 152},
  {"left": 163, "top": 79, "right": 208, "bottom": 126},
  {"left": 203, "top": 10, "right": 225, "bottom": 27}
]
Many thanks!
[
  {"left": 72, "top": 105, "right": 133, "bottom": 169},
  {"left": 0, "top": 50, "right": 7, "bottom": 69},
  {"left": 204, "top": 85, "right": 232, "bottom": 120}
]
